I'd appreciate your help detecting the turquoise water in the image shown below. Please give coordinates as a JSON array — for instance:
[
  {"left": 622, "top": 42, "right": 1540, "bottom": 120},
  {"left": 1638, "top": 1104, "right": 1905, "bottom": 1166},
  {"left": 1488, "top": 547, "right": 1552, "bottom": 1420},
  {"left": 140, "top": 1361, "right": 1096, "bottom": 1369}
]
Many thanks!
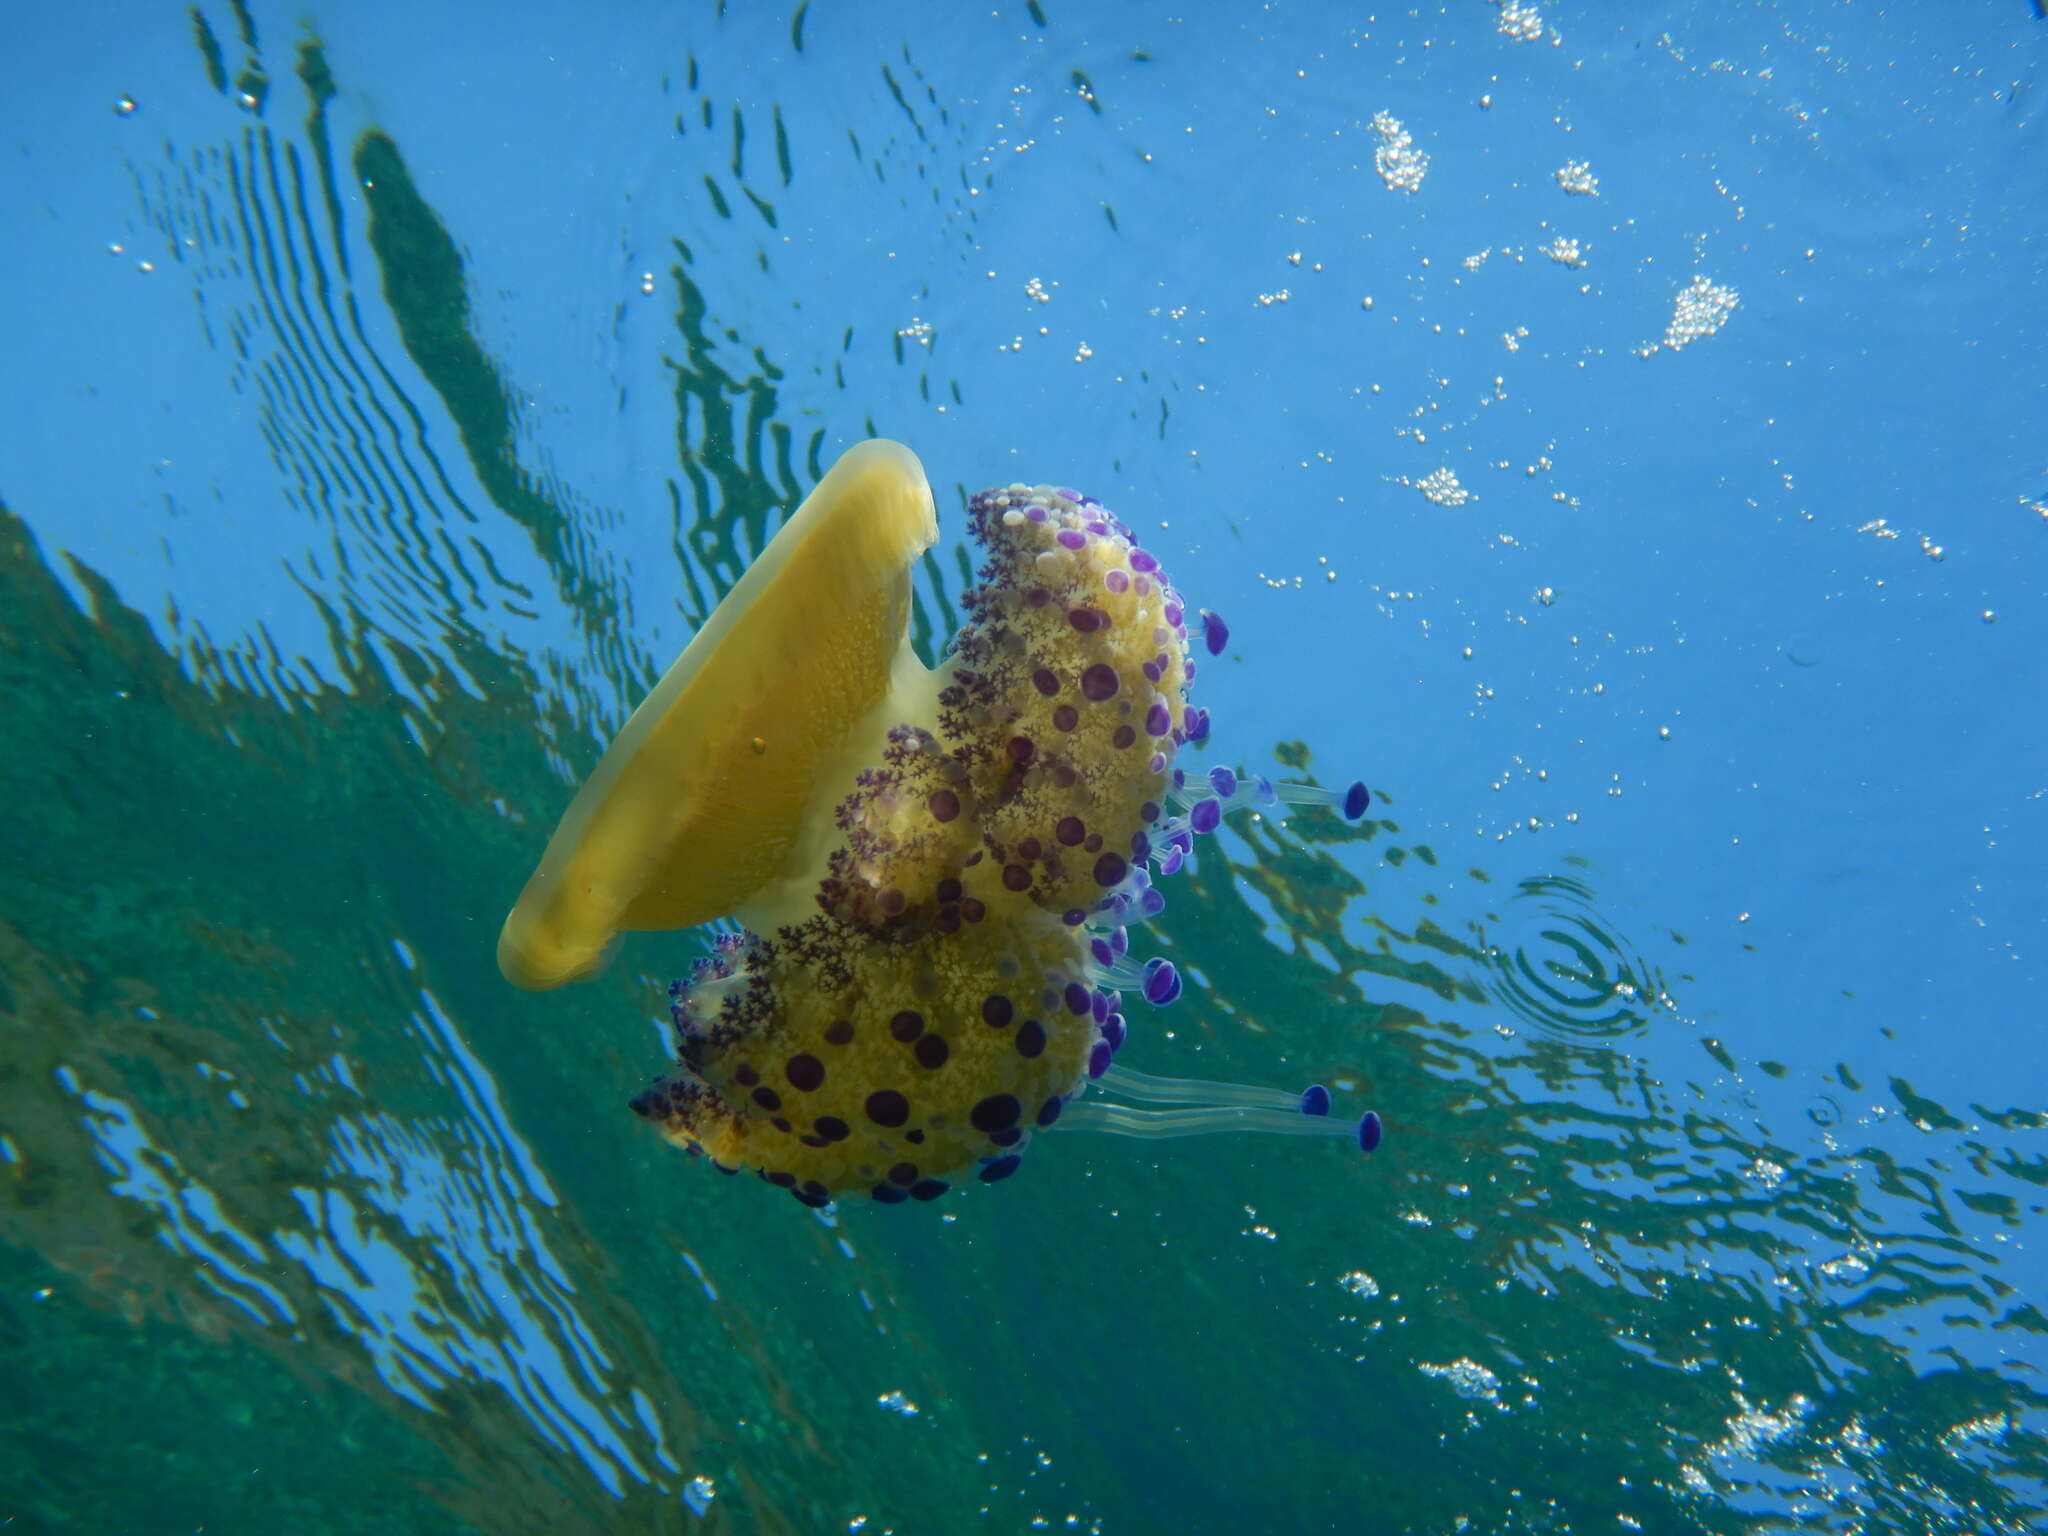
[{"left": 3, "top": 3, "right": 2045, "bottom": 1532}]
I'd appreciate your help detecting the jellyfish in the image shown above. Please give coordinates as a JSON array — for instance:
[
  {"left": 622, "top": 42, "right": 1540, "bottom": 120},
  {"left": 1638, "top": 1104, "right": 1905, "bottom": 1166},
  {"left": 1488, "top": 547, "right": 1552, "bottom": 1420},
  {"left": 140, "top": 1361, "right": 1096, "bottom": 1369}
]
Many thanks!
[{"left": 497, "top": 440, "right": 1380, "bottom": 1207}]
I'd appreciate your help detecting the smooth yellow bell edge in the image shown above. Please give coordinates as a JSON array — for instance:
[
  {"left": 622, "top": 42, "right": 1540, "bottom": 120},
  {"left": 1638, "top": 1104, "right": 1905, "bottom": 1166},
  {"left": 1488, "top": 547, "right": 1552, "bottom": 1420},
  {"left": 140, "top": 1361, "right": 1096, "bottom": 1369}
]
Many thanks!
[{"left": 496, "top": 438, "right": 938, "bottom": 990}]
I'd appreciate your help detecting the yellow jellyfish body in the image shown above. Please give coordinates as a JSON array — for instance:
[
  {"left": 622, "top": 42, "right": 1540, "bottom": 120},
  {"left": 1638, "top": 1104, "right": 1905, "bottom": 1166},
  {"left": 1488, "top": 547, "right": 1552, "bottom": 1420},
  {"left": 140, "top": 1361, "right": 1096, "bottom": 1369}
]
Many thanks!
[{"left": 499, "top": 440, "right": 1379, "bottom": 1206}]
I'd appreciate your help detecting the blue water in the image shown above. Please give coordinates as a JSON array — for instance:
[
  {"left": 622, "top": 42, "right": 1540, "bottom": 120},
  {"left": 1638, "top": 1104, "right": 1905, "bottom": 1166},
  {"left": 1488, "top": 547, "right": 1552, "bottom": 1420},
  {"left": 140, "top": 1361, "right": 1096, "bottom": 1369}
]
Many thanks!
[{"left": 3, "top": 2, "right": 2044, "bottom": 1532}]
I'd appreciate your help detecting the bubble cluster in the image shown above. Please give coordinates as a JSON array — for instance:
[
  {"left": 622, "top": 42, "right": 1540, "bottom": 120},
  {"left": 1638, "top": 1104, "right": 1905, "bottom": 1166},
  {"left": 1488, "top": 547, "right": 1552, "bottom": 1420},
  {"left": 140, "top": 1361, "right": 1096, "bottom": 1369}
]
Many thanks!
[
  {"left": 1555, "top": 159, "right": 1600, "bottom": 197},
  {"left": 1662, "top": 274, "right": 1740, "bottom": 351},
  {"left": 1371, "top": 111, "right": 1430, "bottom": 195}
]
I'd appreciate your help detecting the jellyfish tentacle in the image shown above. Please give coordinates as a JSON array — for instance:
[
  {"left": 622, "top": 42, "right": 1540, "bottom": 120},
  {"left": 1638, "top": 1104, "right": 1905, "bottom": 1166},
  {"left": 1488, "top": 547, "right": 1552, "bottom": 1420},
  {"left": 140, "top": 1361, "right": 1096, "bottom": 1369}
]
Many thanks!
[
  {"left": 1095, "top": 1060, "right": 1332, "bottom": 1116},
  {"left": 1059, "top": 1099, "right": 1381, "bottom": 1151}
]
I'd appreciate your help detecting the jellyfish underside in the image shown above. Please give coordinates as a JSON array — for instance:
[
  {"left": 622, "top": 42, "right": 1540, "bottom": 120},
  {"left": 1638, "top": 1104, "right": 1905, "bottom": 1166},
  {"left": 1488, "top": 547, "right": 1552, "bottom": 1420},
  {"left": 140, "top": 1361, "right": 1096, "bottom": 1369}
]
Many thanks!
[{"left": 497, "top": 438, "right": 1380, "bottom": 1204}]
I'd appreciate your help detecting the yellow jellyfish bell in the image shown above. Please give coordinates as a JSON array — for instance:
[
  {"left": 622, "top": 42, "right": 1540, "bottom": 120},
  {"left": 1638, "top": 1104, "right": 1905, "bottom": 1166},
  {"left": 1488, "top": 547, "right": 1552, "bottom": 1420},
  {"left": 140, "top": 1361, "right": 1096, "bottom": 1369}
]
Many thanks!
[{"left": 496, "top": 438, "right": 939, "bottom": 991}]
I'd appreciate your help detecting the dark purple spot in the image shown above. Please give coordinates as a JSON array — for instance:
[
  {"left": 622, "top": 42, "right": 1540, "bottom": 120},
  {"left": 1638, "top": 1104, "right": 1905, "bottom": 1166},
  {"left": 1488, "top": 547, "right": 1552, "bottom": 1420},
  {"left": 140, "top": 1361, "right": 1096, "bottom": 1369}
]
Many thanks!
[
  {"left": 1052, "top": 764, "right": 1078, "bottom": 789},
  {"left": 1015, "top": 1020, "right": 1046, "bottom": 1058},
  {"left": 764, "top": 1170, "right": 796, "bottom": 1188},
  {"left": 733, "top": 1063, "right": 759, "bottom": 1088},
  {"left": 871, "top": 1183, "right": 909, "bottom": 1204},
  {"left": 1190, "top": 798, "right": 1221, "bottom": 835},
  {"left": 1088, "top": 1041, "right": 1112, "bottom": 1078},
  {"left": 1343, "top": 781, "right": 1372, "bottom": 820},
  {"left": 1164, "top": 600, "right": 1184, "bottom": 627},
  {"left": 1080, "top": 663, "right": 1120, "bottom": 702},
  {"left": 1025, "top": 585, "right": 1051, "bottom": 605},
  {"left": 988, "top": 1127, "right": 1023, "bottom": 1148},
  {"left": 785, "top": 1054, "right": 825, "bottom": 1092},
  {"left": 1036, "top": 1095, "right": 1064, "bottom": 1127},
  {"left": 1299, "top": 1085, "right": 1331, "bottom": 1117},
  {"left": 914, "top": 1034, "right": 950, "bottom": 1070},
  {"left": 1084, "top": 833, "right": 1103, "bottom": 853},
  {"left": 1209, "top": 766, "right": 1239, "bottom": 799},
  {"left": 1092, "top": 991, "right": 1110, "bottom": 1024},
  {"left": 1033, "top": 667, "right": 1060, "bottom": 696},
  {"left": 1017, "top": 836, "right": 1043, "bottom": 862},
  {"left": 1129, "top": 549, "right": 1159, "bottom": 574},
  {"left": 1104, "top": 569, "right": 1130, "bottom": 594},
  {"left": 1056, "top": 528, "right": 1087, "bottom": 550},
  {"left": 1103, "top": 1012, "right": 1127, "bottom": 1051},
  {"left": 1052, "top": 703, "right": 1079, "bottom": 732},
  {"left": 909, "top": 1179, "right": 949, "bottom": 1201},
  {"left": 877, "top": 887, "right": 907, "bottom": 916},
  {"left": 970, "top": 1094, "right": 1022, "bottom": 1133},
  {"left": 1141, "top": 659, "right": 1162, "bottom": 684},
  {"left": 1091, "top": 936, "right": 1114, "bottom": 966},
  {"left": 961, "top": 897, "right": 987, "bottom": 923},
  {"left": 1056, "top": 815, "right": 1086, "bottom": 846},
  {"left": 1002, "top": 863, "right": 1032, "bottom": 892},
  {"left": 1068, "top": 606, "right": 1104, "bottom": 633},
  {"left": 1007, "top": 735, "right": 1036, "bottom": 765},
  {"left": 928, "top": 789, "right": 960, "bottom": 822},
  {"left": 1111, "top": 724, "right": 1136, "bottom": 750},
  {"left": 1145, "top": 703, "right": 1172, "bottom": 737},
  {"left": 936, "top": 877, "right": 963, "bottom": 903},
  {"left": 1141, "top": 800, "right": 1160, "bottom": 823},
  {"left": 1093, "top": 852, "right": 1128, "bottom": 888},
  {"left": 980, "top": 1155, "right": 1023, "bottom": 1183},
  {"left": 888, "top": 1161, "right": 920, "bottom": 1186},
  {"left": 815, "top": 1116, "right": 851, "bottom": 1141},
  {"left": 1064, "top": 907, "right": 1086, "bottom": 925},
  {"left": 1358, "top": 1112, "right": 1384, "bottom": 1153},
  {"left": 889, "top": 1009, "right": 925, "bottom": 1042},
  {"left": 1131, "top": 831, "right": 1150, "bottom": 859},
  {"left": 1064, "top": 981, "right": 1092, "bottom": 1016},
  {"left": 751, "top": 1086, "right": 782, "bottom": 1112},
  {"left": 866, "top": 1090, "right": 910, "bottom": 1127},
  {"left": 982, "top": 994, "right": 1014, "bottom": 1028}
]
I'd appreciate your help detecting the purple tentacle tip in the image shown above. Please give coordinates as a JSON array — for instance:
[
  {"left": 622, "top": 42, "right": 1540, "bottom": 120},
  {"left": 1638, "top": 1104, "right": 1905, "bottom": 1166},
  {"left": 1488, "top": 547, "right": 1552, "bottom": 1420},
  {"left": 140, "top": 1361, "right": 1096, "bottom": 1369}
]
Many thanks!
[
  {"left": 1200, "top": 608, "right": 1229, "bottom": 656},
  {"left": 1357, "top": 1111, "right": 1383, "bottom": 1153},
  {"left": 1343, "top": 780, "right": 1372, "bottom": 820},
  {"left": 1208, "top": 765, "right": 1238, "bottom": 799},
  {"left": 1140, "top": 958, "right": 1182, "bottom": 1007},
  {"left": 1300, "top": 1084, "right": 1331, "bottom": 1117},
  {"left": 1189, "top": 797, "right": 1221, "bottom": 835},
  {"left": 978, "top": 1154, "right": 1023, "bottom": 1183}
]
